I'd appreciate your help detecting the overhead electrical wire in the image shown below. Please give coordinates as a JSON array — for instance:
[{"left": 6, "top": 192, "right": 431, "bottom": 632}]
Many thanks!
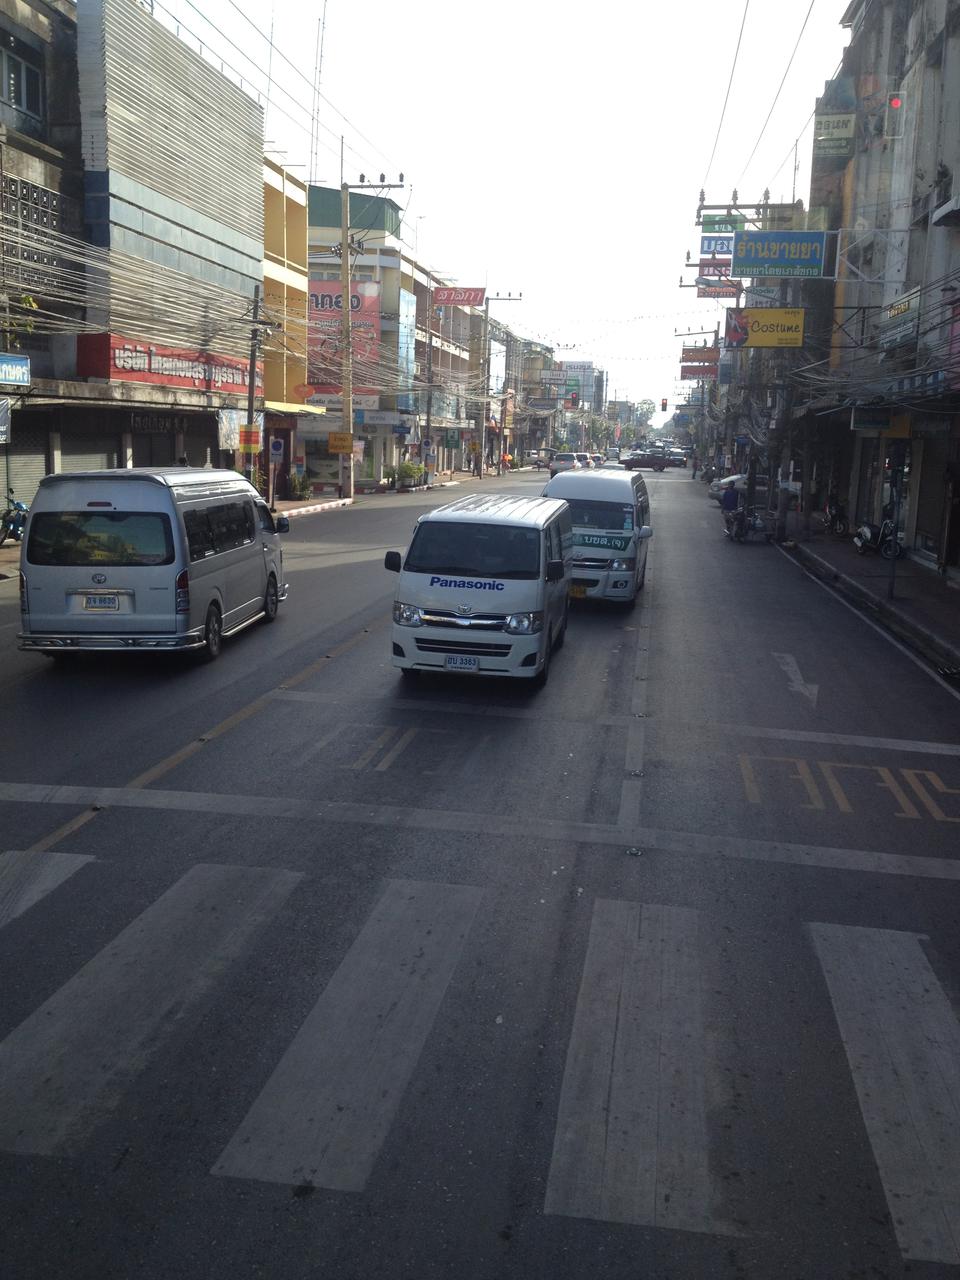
[
  {"left": 737, "top": 0, "right": 818, "bottom": 185},
  {"left": 701, "top": 0, "right": 751, "bottom": 190}
]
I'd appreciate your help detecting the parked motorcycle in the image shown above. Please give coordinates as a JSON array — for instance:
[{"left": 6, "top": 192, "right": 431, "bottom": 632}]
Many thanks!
[
  {"left": 723, "top": 506, "right": 771, "bottom": 543},
  {"left": 853, "top": 515, "right": 902, "bottom": 558},
  {"left": 818, "top": 496, "right": 848, "bottom": 536},
  {"left": 0, "top": 488, "right": 27, "bottom": 546}
]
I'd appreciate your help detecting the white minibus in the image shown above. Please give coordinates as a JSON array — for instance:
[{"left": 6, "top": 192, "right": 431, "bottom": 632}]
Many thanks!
[
  {"left": 542, "top": 469, "right": 652, "bottom": 605},
  {"left": 19, "top": 468, "right": 289, "bottom": 660},
  {"left": 384, "top": 493, "right": 572, "bottom": 685}
]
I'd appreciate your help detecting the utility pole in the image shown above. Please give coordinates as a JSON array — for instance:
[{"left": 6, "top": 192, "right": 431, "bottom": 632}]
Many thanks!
[
  {"left": 246, "top": 282, "right": 260, "bottom": 488},
  {"left": 339, "top": 183, "right": 354, "bottom": 499},
  {"left": 424, "top": 280, "right": 434, "bottom": 485},
  {"left": 338, "top": 173, "right": 404, "bottom": 499},
  {"left": 479, "top": 291, "right": 522, "bottom": 478}
]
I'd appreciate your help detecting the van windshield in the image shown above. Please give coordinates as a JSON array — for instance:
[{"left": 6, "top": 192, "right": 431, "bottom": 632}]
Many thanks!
[
  {"left": 27, "top": 512, "right": 176, "bottom": 567},
  {"left": 564, "top": 499, "right": 634, "bottom": 532},
  {"left": 404, "top": 521, "right": 541, "bottom": 580}
]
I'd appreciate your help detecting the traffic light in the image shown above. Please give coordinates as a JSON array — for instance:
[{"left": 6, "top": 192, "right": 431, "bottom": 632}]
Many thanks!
[
  {"left": 569, "top": 391, "right": 579, "bottom": 408},
  {"left": 885, "top": 92, "right": 905, "bottom": 138},
  {"left": 660, "top": 398, "right": 668, "bottom": 412}
]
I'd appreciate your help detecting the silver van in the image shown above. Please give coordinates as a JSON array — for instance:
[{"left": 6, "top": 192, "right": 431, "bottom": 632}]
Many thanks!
[
  {"left": 542, "top": 468, "right": 653, "bottom": 605},
  {"left": 18, "top": 468, "right": 289, "bottom": 660},
  {"left": 384, "top": 493, "right": 572, "bottom": 685}
]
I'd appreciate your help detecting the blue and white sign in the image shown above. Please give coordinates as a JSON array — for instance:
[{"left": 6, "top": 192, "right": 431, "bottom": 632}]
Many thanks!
[
  {"left": 269, "top": 437, "right": 284, "bottom": 461},
  {"left": 0, "top": 398, "right": 9, "bottom": 444},
  {"left": 701, "top": 235, "right": 733, "bottom": 256},
  {"left": 731, "top": 231, "right": 828, "bottom": 278},
  {"left": 0, "top": 354, "right": 30, "bottom": 387}
]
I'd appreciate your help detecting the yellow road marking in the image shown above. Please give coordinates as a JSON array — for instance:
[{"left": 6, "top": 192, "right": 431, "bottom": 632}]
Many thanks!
[{"left": 25, "top": 619, "right": 383, "bottom": 854}]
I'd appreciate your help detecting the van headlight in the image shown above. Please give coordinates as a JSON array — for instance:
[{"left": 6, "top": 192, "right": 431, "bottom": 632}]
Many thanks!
[
  {"left": 393, "top": 602, "right": 424, "bottom": 627},
  {"left": 609, "top": 558, "right": 636, "bottom": 571},
  {"left": 504, "top": 611, "right": 543, "bottom": 635}
]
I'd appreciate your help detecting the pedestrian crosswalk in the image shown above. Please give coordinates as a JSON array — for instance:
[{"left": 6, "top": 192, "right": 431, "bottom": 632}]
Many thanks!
[{"left": 2, "top": 853, "right": 960, "bottom": 1263}]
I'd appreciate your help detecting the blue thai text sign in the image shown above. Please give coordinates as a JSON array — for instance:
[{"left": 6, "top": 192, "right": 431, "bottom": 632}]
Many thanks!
[
  {"left": 0, "top": 354, "right": 30, "bottom": 386},
  {"left": 731, "top": 231, "right": 827, "bottom": 278}
]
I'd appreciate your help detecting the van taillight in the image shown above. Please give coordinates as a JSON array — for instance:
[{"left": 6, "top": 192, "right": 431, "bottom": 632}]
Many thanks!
[
  {"left": 18, "top": 571, "right": 27, "bottom": 615},
  {"left": 175, "top": 569, "right": 190, "bottom": 614}
]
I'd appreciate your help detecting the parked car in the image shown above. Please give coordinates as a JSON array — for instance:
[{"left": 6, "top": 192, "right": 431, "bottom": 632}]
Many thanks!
[
  {"left": 575, "top": 453, "right": 593, "bottom": 470},
  {"left": 549, "top": 452, "right": 581, "bottom": 477},
  {"left": 708, "top": 473, "right": 771, "bottom": 505},
  {"left": 591, "top": 454, "right": 604, "bottom": 468},
  {"left": 526, "top": 451, "right": 550, "bottom": 470}
]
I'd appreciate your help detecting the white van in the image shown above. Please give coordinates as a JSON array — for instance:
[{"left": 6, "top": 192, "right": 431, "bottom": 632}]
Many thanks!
[
  {"left": 18, "top": 468, "right": 289, "bottom": 660},
  {"left": 542, "top": 468, "right": 652, "bottom": 605},
  {"left": 384, "top": 493, "right": 572, "bottom": 684}
]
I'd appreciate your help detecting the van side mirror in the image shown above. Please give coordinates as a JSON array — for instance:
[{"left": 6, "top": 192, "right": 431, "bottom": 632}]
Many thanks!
[
  {"left": 546, "top": 559, "right": 564, "bottom": 582},
  {"left": 275, "top": 515, "right": 290, "bottom": 533},
  {"left": 638, "top": 524, "right": 653, "bottom": 540},
  {"left": 384, "top": 550, "right": 402, "bottom": 572}
]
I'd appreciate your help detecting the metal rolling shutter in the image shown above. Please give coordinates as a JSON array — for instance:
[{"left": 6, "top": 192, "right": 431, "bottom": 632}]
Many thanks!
[
  {"left": 4, "top": 427, "right": 49, "bottom": 504},
  {"left": 62, "top": 436, "right": 120, "bottom": 472}
]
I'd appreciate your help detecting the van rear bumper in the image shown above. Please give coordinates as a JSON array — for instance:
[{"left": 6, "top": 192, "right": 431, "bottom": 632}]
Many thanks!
[{"left": 18, "top": 628, "right": 205, "bottom": 653}]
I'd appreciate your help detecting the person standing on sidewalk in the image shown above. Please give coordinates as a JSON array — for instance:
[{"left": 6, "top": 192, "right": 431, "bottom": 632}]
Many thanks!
[{"left": 692, "top": 455, "right": 700, "bottom": 479}]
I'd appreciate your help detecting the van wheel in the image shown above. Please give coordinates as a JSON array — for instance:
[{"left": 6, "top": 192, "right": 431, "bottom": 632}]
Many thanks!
[
  {"left": 263, "top": 575, "right": 279, "bottom": 622},
  {"left": 201, "top": 604, "right": 223, "bottom": 662}
]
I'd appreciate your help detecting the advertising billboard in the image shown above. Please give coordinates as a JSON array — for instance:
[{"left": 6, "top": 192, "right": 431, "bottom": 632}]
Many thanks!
[
  {"left": 308, "top": 281, "right": 382, "bottom": 376},
  {"left": 724, "top": 308, "right": 805, "bottom": 348}
]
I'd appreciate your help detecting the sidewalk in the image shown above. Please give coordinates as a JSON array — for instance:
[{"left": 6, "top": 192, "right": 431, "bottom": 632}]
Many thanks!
[{"left": 780, "top": 510, "right": 960, "bottom": 675}]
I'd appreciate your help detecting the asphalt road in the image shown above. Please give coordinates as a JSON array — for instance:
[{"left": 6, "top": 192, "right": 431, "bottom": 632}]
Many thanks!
[{"left": 2, "top": 468, "right": 960, "bottom": 1280}]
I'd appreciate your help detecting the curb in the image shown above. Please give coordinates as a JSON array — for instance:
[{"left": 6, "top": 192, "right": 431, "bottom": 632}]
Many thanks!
[
  {"left": 786, "top": 541, "right": 960, "bottom": 670},
  {"left": 279, "top": 497, "right": 353, "bottom": 517}
]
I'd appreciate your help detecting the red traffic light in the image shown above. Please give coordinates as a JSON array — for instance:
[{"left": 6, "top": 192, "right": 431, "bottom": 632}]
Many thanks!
[
  {"left": 888, "top": 94, "right": 903, "bottom": 110},
  {"left": 660, "top": 398, "right": 668, "bottom": 412}
]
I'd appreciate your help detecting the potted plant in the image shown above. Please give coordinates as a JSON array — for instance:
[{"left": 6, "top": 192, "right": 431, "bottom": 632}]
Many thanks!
[
  {"left": 396, "top": 461, "right": 424, "bottom": 490},
  {"left": 383, "top": 465, "right": 397, "bottom": 490}
]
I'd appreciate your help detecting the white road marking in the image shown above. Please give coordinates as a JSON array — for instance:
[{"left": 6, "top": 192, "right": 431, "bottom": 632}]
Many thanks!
[
  {"left": 771, "top": 652, "right": 819, "bottom": 708},
  {"left": 545, "top": 901, "right": 729, "bottom": 1234},
  {"left": 213, "top": 878, "right": 483, "bottom": 1190},
  {"left": 0, "top": 863, "right": 300, "bottom": 1155},
  {"left": 709, "top": 723, "right": 960, "bottom": 755},
  {"left": 2, "top": 781, "right": 959, "bottom": 878},
  {"left": 810, "top": 923, "right": 960, "bottom": 1264},
  {"left": 618, "top": 629, "right": 650, "bottom": 828},
  {"left": 0, "top": 849, "right": 93, "bottom": 929}
]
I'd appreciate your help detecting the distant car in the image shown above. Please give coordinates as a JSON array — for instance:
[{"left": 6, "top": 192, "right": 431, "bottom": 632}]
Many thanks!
[
  {"left": 605, "top": 448, "right": 621, "bottom": 461},
  {"left": 666, "top": 449, "right": 687, "bottom": 467},
  {"left": 575, "top": 453, "right": 593, "bottom": 469},
  {"left": 623, "top": 448, "right": 667, "bottom": 472},
  {"left": 526, "top": 451, "right": 550, "bottom": 470},
  {"left": 591, "top": 453, "right": 604, "bottom": 468},
  {"left": 549, "top": 452, "right": 581, "bottom": 477}
]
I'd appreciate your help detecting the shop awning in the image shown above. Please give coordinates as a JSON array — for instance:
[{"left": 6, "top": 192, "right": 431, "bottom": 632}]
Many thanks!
[{"left": 264, "top": 401, "right": 327, "bottom": 417}]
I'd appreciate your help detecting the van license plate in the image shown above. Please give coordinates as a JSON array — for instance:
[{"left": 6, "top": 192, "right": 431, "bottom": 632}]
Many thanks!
[
  {"left": 445, "top": 655, "right": 479, "bottom": 672},
  {"left": 83, "top": 594, "right": 119, "bottom": 611}
]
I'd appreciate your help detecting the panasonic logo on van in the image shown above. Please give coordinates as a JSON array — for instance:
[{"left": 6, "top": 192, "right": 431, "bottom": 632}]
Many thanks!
[{"left": 429, "top": 576, "right": 505, "bottom": 591}]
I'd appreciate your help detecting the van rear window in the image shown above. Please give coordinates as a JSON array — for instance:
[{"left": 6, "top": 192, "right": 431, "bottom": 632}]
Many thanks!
[{"left": 27, "top": 512, "right": 175, "bottom": 567}]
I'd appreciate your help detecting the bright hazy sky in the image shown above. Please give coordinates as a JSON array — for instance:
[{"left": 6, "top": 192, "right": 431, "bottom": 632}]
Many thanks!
[{"left": 161, "top": 0, "right": 850, "bottom": 417}]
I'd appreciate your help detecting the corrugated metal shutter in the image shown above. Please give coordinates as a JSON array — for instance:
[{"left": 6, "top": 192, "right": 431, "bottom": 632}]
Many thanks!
[
  {"left": 133, "top": 433, "right": 175, "bottom": 467},
  {"left": 5, "top": 427, "right": 49, "bottom": 504},
  {"left": 63, "top": 436, "right": 120, "bottom": 472}
]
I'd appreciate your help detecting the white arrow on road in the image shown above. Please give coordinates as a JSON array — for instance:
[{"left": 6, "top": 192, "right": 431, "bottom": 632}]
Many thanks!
[{"left": 772, "top": 652, "right": 819, "bottom": 708}]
